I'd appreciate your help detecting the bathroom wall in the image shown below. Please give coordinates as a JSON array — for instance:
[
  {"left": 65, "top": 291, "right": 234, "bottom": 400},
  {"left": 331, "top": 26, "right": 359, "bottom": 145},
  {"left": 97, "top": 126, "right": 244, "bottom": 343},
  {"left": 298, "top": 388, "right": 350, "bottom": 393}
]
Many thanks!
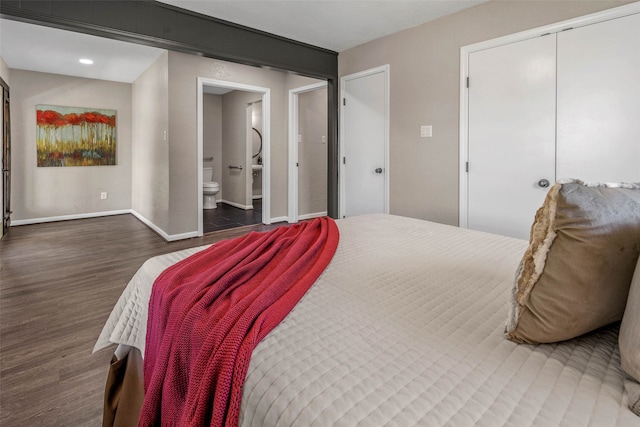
[
  {"left": 221, "top": 90, "right": 261, "bottom": 208},
  {"left": 10, "top": 69, "right": 132, "bottom": 223},
  {"left": 297, "top": 87, "right": 327, "bottom": 216},
  {"left": 251, "top": 101, "right": 263, "bottom": 199},
  {"left": 203, "top": 93, "right": 222, "bottom": 201},
  {"left": 132, "top": 52, "right": 169, "bottom": 232},
  {"left": 339, "top": 0, "right": 636, "bottom": 226}
]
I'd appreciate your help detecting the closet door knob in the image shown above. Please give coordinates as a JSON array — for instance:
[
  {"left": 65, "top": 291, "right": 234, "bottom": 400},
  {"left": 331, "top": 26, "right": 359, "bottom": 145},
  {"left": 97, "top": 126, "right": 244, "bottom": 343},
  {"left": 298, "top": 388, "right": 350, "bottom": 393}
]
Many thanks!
[
  {"left": 375, "top": 168, "right": 383, "bottom": 174},
  {"left": 538, "top": 179, "right": 550, "bottom": 188}
]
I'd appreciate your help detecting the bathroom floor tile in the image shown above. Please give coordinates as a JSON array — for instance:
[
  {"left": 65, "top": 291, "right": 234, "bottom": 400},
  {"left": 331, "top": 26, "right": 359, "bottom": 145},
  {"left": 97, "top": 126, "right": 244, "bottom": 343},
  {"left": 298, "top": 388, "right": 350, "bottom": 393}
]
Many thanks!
[{"left": 203, "top": 199, "right": 262, "bottom": 234}]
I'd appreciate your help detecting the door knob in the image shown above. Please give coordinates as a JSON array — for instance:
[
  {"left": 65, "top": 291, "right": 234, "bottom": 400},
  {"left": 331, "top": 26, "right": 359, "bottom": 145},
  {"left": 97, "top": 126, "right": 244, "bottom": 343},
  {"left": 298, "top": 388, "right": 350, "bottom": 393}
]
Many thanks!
[
  {"left": 538, "top": 179, "right": 550, "bottom": 188},
  {"left": 375, "top": 168, "right": 383, "bottom": 174}
]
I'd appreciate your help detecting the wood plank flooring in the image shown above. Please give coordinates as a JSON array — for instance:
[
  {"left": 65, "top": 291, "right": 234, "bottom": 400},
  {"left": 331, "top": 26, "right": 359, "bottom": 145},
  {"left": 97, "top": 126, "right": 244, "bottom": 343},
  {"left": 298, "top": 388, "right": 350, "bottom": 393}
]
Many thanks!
[{"left": 0, "top": 214, "right": 278, "bottom": 426}]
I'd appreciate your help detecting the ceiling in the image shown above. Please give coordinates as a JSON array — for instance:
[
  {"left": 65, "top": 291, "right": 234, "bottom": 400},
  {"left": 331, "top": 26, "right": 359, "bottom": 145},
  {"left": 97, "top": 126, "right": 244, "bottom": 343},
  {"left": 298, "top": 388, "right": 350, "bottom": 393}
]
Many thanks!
[
  {"left": 0, "top": 19, "right": 166, "bottom": 83},
  {"left": 157, "top": 0, "right": 486, "bottom": 52},
  {"left": 0, "top": 0, "right": 486, "bottom": 83}
]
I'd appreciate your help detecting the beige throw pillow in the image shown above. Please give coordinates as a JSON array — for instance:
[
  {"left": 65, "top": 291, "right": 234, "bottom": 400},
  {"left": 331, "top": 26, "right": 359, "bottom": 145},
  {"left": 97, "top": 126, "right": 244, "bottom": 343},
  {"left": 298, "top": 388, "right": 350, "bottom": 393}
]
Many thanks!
[
  {"left": 620, "top": 256, "right": 640, "bottom": 416},
  {"left": 506, "top": 180, "right": 640, "bottom": 345}
]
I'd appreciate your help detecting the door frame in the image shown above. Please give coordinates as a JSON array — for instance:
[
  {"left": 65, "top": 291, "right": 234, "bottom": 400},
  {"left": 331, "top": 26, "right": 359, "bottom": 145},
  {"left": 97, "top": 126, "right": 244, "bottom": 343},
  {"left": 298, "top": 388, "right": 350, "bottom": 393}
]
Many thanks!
[
  {"left": 1, "top": 77, "right": 9, "bottom": 239},
  {"left": 339, "top": 64, "right": 390, "bottom": 218},
  {"left": 288, "top": 81, "right": 328, "bottom": 223},
  {"left": 458, "top": 2, "right": 640, "bottom": 229},
  {"left": 197, "top": 77, "right": 271, "bottom": 236}
]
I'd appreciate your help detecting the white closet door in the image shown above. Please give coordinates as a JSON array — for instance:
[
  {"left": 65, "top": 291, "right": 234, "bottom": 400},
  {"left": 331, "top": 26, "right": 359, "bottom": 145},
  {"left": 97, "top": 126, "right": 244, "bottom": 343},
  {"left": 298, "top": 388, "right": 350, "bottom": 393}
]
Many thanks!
[
  {"left": 557, "top": 13, "right": 640, "bottom": 183},
  {"left": 467, "top": 35, "right": 557, "bottom": 239},
  {"left": 342, "top": 68, "right": 388, "bottom": 218}
]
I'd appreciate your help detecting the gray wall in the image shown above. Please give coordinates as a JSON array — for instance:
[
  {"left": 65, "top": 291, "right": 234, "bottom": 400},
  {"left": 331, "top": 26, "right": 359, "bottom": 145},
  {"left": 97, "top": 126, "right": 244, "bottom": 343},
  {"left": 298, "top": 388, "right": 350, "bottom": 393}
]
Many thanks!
[
  {"left": 221, "top": 90, "right": 261, "bottom": 207},
  {"left": 132, "top": 52, "right": 169, "bottom": 231},
  {"left": 0, "top": 56, "right": 8, "bottom": 84},
  {"left": 10, "top": 69, "right": 132, "bottom": 222},
  {"left": 6, "top": 49, "right": 324, "bottom": 238},
  {"left": 251, "top": 101, "right": 263, "bottom": 199},
  {"left": 165, "top": 50, "right": 322, "bottom": 234},
  {"left": 202, "top": 93, "right": 223, "bottom": 199},
  {"left": 10, "top": 1, "right": 630, "bottom": 236},
  {"left": 298, "top": 88, "right": 327, "bottom": 216},
  {"left": 338, "top": 0, "right": 635, "bottom": 226}
]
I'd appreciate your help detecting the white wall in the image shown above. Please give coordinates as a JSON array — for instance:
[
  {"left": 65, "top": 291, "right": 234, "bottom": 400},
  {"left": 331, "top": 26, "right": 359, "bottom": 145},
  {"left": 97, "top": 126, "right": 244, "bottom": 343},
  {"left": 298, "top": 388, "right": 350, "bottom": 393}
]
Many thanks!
[
  {"left": 339, "top": 0, "right": 635, "bottom": 226},
  {"left": 10, "top": 69, "right": 132, "bottom": 223}
]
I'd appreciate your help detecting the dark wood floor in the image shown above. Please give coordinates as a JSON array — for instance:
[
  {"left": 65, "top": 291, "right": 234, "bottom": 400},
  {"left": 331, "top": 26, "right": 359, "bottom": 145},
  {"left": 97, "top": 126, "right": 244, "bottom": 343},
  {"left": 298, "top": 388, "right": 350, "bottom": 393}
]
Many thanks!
[{"left": 0, "top": 214, "right": 278, "bottom": 426}]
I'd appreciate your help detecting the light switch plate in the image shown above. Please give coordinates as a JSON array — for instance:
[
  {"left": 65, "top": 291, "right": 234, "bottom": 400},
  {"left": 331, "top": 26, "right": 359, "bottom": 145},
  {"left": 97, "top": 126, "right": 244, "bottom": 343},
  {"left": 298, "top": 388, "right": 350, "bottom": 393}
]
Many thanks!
[{"left": 420, "top": 125, "right": 432, "bottom": 138}]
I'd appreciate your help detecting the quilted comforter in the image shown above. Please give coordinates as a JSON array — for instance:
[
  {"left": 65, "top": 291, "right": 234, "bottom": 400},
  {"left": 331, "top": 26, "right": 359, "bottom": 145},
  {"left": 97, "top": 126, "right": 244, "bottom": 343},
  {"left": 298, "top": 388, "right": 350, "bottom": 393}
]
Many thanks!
[{"left": 95, "top": 214, "right": 638, "bottom": 426}]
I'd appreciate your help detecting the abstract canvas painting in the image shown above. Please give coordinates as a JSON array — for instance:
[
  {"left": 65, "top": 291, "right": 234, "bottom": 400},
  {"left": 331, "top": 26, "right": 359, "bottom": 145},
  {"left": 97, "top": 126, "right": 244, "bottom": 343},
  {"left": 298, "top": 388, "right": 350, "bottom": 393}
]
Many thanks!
[{"left": 36, "top": 105, "right": 116, "bottom": 167}]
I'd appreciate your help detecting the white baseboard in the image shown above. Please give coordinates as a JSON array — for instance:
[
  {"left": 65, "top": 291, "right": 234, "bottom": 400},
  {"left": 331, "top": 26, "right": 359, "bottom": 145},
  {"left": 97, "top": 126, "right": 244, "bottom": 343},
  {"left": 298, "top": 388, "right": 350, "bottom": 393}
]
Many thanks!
[
  {"left": 220, "top": 199, "right": 253, "bottom": 210},
  {"left": 270, "top": 216, "right": 288, "bottom": 224},
  {"left": 298, "top": 211, "right": 328, "bottom": 221},
  {"left": 11, "top": 209, "right": 198, "bottom": 242},
  {"left": 252, "top": 195, "right": 263, "bottom": 200},
  {"left": 130, "top": 210, "right": 198, "bottom": 242},
  {"left": 165, "top": 231, "right": 199, "bottom": 241},
  {"left": 10, "top": 209, "right": 131, "bottom": 226}
]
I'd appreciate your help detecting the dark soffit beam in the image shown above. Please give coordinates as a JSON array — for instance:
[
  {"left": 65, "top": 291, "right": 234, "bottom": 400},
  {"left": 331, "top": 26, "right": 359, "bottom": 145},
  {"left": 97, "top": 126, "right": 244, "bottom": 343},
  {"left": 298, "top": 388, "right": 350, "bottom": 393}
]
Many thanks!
[{"left": 0, "top": 0, "right": 338, "bottom": 79}]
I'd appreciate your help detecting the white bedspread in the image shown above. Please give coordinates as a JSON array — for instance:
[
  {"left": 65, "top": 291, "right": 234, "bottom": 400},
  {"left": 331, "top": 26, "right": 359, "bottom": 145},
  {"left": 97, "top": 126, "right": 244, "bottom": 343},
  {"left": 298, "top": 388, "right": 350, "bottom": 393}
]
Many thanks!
[{"left": 95, "top": 214, "right": 638, "bottom": 426}]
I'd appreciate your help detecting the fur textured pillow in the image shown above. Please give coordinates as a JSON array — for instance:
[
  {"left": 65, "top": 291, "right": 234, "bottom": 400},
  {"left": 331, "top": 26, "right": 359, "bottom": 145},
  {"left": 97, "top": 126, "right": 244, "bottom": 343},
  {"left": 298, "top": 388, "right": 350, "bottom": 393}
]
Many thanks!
[
  {"left": 620, "top": 256, "right": 640, "bottom": 416},
  {"left": 506, "top": 179, "right": 640, "bottom": 344}
]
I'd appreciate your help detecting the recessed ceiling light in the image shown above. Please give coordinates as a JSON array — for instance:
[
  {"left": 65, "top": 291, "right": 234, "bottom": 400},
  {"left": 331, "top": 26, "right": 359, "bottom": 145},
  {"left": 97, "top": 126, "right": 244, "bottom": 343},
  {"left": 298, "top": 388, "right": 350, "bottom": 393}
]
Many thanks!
[{"left": 79, "top": 58, "right": 94, "bottom": 65}]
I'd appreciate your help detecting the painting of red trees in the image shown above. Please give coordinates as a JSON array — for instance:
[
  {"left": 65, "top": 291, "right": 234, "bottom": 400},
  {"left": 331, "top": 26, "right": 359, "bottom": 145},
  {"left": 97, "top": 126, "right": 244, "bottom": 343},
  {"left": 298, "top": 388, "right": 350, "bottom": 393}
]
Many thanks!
[{"left": 36, "top": 105, "right": 116, "bottom": 167}]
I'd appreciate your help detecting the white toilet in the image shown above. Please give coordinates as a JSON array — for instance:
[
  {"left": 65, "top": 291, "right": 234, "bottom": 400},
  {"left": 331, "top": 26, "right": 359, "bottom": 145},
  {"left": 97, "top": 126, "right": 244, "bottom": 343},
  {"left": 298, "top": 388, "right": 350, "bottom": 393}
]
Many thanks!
[{"left": 203, "top": 167, "right": 220, "bottom": 209}]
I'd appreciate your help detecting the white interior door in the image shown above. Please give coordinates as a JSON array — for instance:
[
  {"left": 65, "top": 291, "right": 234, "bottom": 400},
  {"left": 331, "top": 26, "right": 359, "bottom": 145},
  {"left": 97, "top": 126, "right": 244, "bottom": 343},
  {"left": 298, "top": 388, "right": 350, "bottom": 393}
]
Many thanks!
[
  {"left": 341, "top": 66, "right": 388, "bottom": 218},
  {"left": 556, "top": 13, "right": 640, "bottom": 183},
  {"left": 467, "top": 35, "right": 557, "bottom": 239}
]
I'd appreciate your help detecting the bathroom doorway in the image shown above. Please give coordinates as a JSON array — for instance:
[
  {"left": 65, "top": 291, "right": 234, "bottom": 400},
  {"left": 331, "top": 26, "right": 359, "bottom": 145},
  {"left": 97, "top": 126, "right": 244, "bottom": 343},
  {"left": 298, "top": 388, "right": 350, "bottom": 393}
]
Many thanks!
[
  {"left": 197, "top": 77, "right": 271, "bottom": 236},
  {"left": 249, "top": 101, "right": 264, "bottom": 205}
]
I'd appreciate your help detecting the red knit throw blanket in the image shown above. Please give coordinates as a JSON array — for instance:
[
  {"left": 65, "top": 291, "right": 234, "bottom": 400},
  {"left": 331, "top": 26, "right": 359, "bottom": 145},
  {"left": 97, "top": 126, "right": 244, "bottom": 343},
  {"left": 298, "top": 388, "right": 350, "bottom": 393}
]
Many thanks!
[{"left": 140, "top": 217, "right": 339, "bottom": 426}]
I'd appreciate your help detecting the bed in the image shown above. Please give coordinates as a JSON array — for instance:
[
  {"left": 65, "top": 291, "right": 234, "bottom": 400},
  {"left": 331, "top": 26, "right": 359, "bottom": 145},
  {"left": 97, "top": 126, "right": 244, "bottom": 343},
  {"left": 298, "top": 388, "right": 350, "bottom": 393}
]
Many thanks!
[{"left": 95, "top": 211, "right": 640, "bottom": 426}]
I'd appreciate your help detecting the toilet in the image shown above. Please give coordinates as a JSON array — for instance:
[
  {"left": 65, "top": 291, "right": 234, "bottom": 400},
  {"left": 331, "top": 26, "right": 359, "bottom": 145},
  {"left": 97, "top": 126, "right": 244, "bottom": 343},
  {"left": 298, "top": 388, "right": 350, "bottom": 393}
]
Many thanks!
[{"left": 202, "top": 167, "right": 220, "bottom": 209}]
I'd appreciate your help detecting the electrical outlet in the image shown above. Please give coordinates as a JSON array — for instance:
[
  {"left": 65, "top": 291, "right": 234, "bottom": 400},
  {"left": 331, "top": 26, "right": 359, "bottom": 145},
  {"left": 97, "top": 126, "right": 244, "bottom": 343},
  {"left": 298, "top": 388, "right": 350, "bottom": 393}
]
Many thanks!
[
  {"left": 100, "top": 192, "right": 108, "bottom": 200},
  {"left": 420, "top": 125, "right": 433, "bottom": 138}
]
